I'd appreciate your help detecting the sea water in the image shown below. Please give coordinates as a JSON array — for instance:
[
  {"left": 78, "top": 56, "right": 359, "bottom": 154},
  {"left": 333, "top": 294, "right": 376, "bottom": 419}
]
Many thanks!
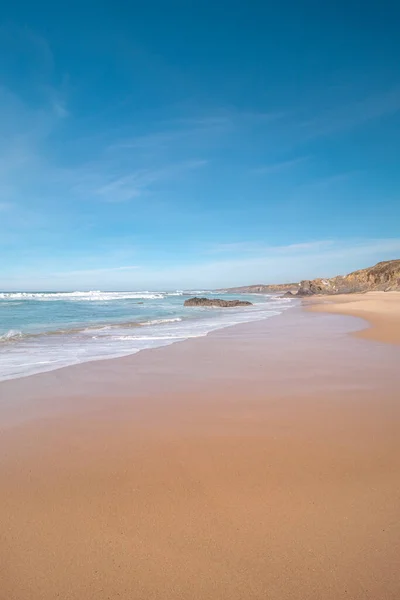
[{"left": 0, "top": 290, "right": 296, "bottom": 381}]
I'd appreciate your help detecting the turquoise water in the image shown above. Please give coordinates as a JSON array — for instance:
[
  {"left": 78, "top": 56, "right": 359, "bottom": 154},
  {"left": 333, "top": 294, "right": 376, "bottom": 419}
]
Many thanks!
[{"left": 0, "top": 290, "right": 295, "bottom": 381}]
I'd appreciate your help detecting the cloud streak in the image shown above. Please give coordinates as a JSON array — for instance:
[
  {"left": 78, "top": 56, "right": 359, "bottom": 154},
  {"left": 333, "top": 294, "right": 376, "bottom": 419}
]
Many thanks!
[
  {"left": 53, "top": 265, "right": 141, "bottom": 277},
  {"left": 252, "top": 156, "right": 310, "bottom": 175},
  {"left": 298, "top": 87, "right": 400, "bottom": 138},
  {"left": 3, "top": 238, "right": 399, "bottom": 291},
  {"left": 207, "top": 240, "right": 335, "bottom": 255},
  {"left": 67, "top": 159, "right": 208, "bottom": 203},
  {"left": 0, "top": 22, "right": 399, "bottom": 294}
]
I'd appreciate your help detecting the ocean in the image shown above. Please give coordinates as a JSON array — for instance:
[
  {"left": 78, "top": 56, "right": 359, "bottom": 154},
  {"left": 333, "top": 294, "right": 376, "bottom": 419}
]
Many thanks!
[{"left": 0, "top": 290, "right": 295, "bottom": 382}]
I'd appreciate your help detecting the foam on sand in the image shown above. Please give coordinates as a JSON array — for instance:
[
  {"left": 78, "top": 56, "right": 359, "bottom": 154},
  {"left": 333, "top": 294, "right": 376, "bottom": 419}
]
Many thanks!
[{"left": 0, "top": 296, "right": 296, "bottom": 381}]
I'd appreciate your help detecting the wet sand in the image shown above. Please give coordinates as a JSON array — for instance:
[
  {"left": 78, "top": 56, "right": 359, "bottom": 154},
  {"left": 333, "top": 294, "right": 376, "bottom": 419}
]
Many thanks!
[{"left": 1, "top": 301, "right": 400, "bottom": 599}]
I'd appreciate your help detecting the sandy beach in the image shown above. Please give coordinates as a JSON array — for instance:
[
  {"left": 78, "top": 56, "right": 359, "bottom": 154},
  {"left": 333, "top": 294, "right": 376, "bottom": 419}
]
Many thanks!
[
  {"left": 1, "top": 293, "right": 400, "bottom": 600},
  {"left": 308, "top": 291, "right": 400, "bottom": 344}
]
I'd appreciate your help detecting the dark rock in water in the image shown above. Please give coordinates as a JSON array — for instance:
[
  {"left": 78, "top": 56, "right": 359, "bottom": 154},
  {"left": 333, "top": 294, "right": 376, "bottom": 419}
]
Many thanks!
[
  {"left": 137, "top": 302, "right": 144, "bottom": 304},
  {"left": 282, "top": 291, "right": 296, "bottom": 298},
  {"left": 184, "top": 296, "right": 252, "bottom": 308}
]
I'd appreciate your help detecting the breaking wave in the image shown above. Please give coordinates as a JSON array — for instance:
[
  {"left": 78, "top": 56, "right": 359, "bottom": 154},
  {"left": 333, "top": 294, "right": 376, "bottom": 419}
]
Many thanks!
[
  {"left": 0, "top": 291, "right": 165, "bottom": 301},
  {"left": 0, "top": 330, "right": 23, "bottom": 342},
  {"left": 0, "top": 291, "right": 297, "bottom": 381},
  {"left": 145, "top": 317, "right": 182, "bottom": 325}
]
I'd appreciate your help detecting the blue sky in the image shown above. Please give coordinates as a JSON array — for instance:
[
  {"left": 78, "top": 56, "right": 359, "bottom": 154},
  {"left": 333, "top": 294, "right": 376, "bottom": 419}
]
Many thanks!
[{"left": 1, "top": 1, "right": 400, "bottom": 290}]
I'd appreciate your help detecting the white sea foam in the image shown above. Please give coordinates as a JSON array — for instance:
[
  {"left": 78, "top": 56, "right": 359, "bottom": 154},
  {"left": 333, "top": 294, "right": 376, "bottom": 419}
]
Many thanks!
[
  {"left": 113, "top": 336, "right": 176, "bottom": 342},
  {"left": 145, "top": 317, "right": 182, "bottom": 325},
  {"left": 0, "top": 291, "right": 164, "bottom": 301},
  {"left": 0, "top": 330, "right": 23, "bottom": 342},
  {"left": 82, "top": 325, "right": 112, "bottom": 333},
  {"left": 0, "top": 294, "right": 297, "bottom": 382},
  {"left": 183, "top": 290, "right": 213, "bottom": 295}
]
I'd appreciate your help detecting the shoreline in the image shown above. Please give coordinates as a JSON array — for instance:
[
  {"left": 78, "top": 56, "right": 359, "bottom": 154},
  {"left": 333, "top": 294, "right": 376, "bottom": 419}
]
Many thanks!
[
  {"left": 1, "top": 290, "right": 398, "bottom": 387},
  {"left": 1, "top": 295, "right": 400, "bottom": 599},
  {"left": 0, "top": 293, "right": 399, "bottom": 427},
  {"left": 0, "top": 294, "right": 294, "bottom": 383}
]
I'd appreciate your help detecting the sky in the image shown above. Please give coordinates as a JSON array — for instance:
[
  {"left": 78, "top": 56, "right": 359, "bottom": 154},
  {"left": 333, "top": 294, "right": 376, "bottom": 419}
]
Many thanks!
[{"left": 1, "top": 0, "right": 400, "bottom": 291}]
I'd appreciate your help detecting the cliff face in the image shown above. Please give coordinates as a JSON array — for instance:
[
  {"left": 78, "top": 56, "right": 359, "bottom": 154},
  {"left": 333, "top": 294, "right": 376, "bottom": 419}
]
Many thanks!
[
  {"left": 223, "top": 260, "right": 400, "bottom": 297},
  {"left": 222, "top": 283, "right": 299, "bottom": 294},
  {"left": 297, "top": 260, "right": 400, "bottom": 296}
]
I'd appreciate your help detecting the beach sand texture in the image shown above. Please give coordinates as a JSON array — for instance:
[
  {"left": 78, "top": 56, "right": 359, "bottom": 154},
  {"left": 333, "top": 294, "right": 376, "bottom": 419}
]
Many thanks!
[
  {"left": 1, "top": 293, "right": 399, "bottom": 599},
  {"left": 308, "top": 291, "right": 400, "bottom": 344}
]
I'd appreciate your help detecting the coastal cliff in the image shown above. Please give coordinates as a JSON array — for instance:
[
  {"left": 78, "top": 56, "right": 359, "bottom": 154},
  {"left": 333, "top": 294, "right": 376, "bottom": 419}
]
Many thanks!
[
  {"left": 220, "top": 283, "right": 298, "bottom": 294},
  {"left": 297, "top": 259, "right": 400, "bottom": 296},
  {"left": 224, "top": 260, "right": 400, "bottom": 297}
]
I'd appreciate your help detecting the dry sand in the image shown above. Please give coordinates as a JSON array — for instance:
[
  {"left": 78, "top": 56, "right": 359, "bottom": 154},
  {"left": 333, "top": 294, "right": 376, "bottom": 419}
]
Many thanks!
[
  {"left": 1, "top": 297, "right": 400, "bottom": 599},
  {"left": 308, "top": 291, "right": 400, "bottom": 344}
]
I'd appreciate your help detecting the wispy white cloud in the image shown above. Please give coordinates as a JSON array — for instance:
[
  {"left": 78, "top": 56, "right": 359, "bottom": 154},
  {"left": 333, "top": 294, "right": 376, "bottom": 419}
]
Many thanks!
[
  {"left": 0, "top": 76, "right": 208, "bottom": 211},
  {"left": 54, "top": 265, "right": 141, "bottom": 277},
  {"left": 109, "top": 118, "right": 229, "bottom": 152},
  {"left": 298, "top": 172, "right": 356, "bottom": 191},
  {"left": 0, "top": 202, "right": 14, "bottom": 211},
  {"left": 109, "top": 109, "right": 286, "bottom": 154},
  {"left": 0, "top": 90, "right": 58, "bottom": 232},
  {"left": 5, "top": 237, "right": 399, "bottom": 291},
  {"left": 238, "top": 110, "right": 288, "bottom": 124},
  {"left": 51, "top": 98, "right": 69, "bottom": 119},
  {"left": 68, "top": 159, "right": 208, "bottom": 203},
  {"left": 252, "top": 156, "right": 310, "bottom": 175},
  {"left": 167, "top": 116, "right": 232, "bottom": 128},
  {"left": 133, "top": 237, "right": 400, "bottom": 289},
  {"left": 299, "top": 87, "right": 400, "bottom": 138},
  {"left": 206, "top": 240, "right": 334, "bottom": 255},
  {"left": 0, "top": 22, "right": 398, "bottom": 293},
  {"left": 167, "top": 109, "right": 286, "bottom": 128},
  {"left": 0, "top": 24, "right": 55, "bottom": 80}
]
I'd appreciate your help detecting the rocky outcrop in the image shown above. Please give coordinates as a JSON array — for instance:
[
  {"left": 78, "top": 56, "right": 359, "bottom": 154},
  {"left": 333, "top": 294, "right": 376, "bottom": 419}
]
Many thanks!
[
  {"left": 184, "top": 297, "right": 253, "bottom": 308},
  {"left": 216, "top": 259, "right": 399, "bottom": 299},
  {"left": 297, "top": 260, "right": 400, "bottom": 297},
  {"left": 297, "top": 279, "right": 334, "bottom": 296},
  {"left": 338, "top": 259, "right": 400, "bottom": 291}
]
